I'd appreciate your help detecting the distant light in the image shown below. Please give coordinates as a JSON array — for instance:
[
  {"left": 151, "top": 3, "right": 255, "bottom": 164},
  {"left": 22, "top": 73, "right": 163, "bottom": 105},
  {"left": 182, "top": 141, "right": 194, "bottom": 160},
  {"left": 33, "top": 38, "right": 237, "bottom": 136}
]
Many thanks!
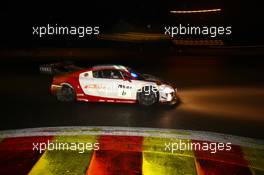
[{"left": 170, "top": 8, "right": 221, "bottom": 14}]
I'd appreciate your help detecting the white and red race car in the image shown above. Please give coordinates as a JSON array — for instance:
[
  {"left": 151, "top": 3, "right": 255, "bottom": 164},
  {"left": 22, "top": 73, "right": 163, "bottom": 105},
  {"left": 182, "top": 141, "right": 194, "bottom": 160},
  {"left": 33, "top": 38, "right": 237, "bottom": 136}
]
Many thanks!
[{"left": 40, "top": 63, "right": 179, "bottom": 106}]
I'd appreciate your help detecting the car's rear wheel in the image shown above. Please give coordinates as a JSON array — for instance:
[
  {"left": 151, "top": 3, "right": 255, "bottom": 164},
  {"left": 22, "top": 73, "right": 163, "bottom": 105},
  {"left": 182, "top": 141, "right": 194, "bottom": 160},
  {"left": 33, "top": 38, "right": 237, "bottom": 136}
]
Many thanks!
[
  {"left": 137, "top": 86, "right": 158, "bottom": 106},
  {"left": 56, "top": 84, "right": 76, "bottom": 102}
]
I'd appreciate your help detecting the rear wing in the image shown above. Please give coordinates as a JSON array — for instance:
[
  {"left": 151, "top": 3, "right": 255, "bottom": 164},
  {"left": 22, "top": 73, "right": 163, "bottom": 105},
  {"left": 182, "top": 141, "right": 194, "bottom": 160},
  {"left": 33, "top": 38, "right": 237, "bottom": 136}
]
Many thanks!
[{"left": 39, "top": 61, "right": 83, "bottom": 75}]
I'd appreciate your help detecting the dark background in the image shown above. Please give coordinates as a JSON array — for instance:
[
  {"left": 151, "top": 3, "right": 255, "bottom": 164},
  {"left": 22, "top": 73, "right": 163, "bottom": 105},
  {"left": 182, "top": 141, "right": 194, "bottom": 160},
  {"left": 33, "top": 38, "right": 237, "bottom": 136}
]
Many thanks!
[
  {"left": 0, "top": 1, "right": 264, "bottom": 139},
  {"left": 1, "top": 0, "right": 264, "bottom": 48}
]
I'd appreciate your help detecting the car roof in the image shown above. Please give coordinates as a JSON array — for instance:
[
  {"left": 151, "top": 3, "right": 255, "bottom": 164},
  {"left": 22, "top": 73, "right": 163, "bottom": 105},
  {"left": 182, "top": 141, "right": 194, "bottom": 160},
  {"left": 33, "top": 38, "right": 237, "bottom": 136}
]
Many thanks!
[{"left": 92, "top": 64, "right": 129, "bottom": 72}]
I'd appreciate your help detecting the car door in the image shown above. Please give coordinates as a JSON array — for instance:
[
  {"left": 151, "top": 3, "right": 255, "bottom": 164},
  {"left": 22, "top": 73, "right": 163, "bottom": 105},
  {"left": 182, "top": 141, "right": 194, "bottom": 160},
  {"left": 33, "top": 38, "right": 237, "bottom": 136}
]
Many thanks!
[
  {"left": 80, "top": 69, "right": 135, "bottom": 100},
  {"left": 117, "top": 70, "right": 136, "bottom": 100},
  {"left": 92, "top": 69, "right": 126, "bottom": 99}
]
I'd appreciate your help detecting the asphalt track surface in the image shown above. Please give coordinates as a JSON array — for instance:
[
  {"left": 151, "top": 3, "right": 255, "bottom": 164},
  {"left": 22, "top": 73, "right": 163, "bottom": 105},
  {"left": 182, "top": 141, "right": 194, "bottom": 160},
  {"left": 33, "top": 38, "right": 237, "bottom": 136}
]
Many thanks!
[{"left": 0, "top": 51, "right": 264, "bottom": 139}]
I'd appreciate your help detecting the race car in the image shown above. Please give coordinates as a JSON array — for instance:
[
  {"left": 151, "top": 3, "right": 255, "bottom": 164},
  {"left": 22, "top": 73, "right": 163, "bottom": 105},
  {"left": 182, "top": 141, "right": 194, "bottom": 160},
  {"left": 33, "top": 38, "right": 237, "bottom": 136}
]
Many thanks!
[{"left": 40, "top": 62, "right": 179, "bottom": 106}]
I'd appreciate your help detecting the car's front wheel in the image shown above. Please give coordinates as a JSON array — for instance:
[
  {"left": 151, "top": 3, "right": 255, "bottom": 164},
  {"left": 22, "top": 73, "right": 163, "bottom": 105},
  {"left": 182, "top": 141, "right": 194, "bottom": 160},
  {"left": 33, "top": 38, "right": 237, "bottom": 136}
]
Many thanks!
[
  {"left": 56, "top": 84, "right": 76, "bottom": 102},
  {"left": 137, "top": 86, "right": 158, "bottom": 106}
]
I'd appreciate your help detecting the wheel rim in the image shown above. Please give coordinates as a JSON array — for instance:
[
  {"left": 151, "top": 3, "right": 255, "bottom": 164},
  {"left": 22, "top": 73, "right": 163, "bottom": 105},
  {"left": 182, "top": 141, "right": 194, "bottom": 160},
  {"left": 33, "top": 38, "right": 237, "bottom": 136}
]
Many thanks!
[
  {"left": 138, "top": 87, "right": 157, "bottom": 105},
  {"left": 58, "top": 85, "right": 75, "bottom": 102}
]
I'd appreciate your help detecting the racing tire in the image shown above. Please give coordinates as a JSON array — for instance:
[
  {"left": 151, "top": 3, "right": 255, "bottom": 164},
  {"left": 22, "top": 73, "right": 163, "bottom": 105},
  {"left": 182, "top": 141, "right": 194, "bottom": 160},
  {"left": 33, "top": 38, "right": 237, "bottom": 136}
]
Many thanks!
[
  {"left": 137, "top": 86, "right": 159, "bottom": 106},
  {"left": 56, "top": 84, "right": 76, "bottom": 102}
]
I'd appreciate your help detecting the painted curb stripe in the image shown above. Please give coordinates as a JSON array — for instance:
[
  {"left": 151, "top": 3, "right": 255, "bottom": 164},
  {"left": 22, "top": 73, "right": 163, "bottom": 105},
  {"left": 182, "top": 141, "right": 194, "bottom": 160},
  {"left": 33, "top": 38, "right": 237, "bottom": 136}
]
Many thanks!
[
  {"left": 87, "top": 135, "right": 143, "bottom": 175},
  {"left": 195, "top": 159, "right": 252, "bottom": 175},
  {"left": 243, "top": 147, "right": 264, "bottom": 174},
  {"left": 142, "top": 137, "right": 197, "bottom": 175},
  {"left": 1, "top": 127, "right": 263, "bottom": 149},
  {"left": 192, "top": 140, "right": 252, "bottom": 175},
  {"left": 0, "top": 128, "right": 263, "bottom": 175},
  {"left": 29, "top": 135, "right": 98, "bottom": 175},
  {"left": 0, "top": 136, "right": 53, "bottom": 175},
  {"left": 192, "top": 140, "right": 249, "bottom": 166}
]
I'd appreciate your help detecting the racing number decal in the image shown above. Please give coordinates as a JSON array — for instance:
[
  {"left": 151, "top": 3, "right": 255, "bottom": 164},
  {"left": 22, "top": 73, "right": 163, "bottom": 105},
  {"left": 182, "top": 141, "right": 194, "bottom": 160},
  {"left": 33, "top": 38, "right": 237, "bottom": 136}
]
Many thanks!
[
  {"left": 118, "top": 84, "right": 132, "bottom": 98},
  {"left": 122, "top": 90, "right": 126, "bottom": 96},
  {"left": 118, "top": 89, "right": 131, "bottom": 98}
]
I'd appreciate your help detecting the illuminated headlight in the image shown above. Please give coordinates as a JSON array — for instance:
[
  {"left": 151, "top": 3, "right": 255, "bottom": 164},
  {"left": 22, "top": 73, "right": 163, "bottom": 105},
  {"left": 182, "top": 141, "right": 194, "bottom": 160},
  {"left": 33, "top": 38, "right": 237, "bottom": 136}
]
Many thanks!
[
  {"left": 160, "top": 85, "right": 174, "bottom": 94},
  {"left": 159, "top": 85, "right": 176, "bottom": 101},
  {"left": 167, "top": 93, "right": 173, "bottom": 101}
]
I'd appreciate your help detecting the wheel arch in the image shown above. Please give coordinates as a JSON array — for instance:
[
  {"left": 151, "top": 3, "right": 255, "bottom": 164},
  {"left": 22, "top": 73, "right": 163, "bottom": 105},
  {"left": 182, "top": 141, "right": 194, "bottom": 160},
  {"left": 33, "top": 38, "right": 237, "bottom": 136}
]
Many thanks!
[{"left": 136, "top": 85, "right": 160, "bottom": 105}]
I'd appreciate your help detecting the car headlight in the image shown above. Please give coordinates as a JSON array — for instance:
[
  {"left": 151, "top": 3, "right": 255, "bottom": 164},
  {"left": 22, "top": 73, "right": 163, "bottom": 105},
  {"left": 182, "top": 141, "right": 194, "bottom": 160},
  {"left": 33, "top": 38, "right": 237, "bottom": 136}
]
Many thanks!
[
  {"left": 159, "top": 85, "right": 174, "bottom": 94},
  {"left": 159, "top": 85, "right": 176, "bottom": 101},
  {"left": 167, "top": 93, "right": 173, "bottom": 101}
]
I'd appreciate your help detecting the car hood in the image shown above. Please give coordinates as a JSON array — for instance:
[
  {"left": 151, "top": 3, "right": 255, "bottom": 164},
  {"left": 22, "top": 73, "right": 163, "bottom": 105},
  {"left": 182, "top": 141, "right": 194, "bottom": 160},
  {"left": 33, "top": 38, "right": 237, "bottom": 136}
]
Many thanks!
[{"left": 143, "top": 74, "right": 175, "bottom": 87}]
